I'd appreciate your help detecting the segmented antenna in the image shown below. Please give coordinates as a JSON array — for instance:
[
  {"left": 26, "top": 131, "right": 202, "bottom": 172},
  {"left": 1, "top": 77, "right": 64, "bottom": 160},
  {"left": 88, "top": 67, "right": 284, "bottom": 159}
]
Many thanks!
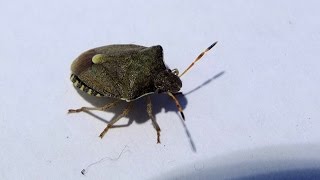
[{"left": 179, "top": 41, "right": 218, "bottom": 77}]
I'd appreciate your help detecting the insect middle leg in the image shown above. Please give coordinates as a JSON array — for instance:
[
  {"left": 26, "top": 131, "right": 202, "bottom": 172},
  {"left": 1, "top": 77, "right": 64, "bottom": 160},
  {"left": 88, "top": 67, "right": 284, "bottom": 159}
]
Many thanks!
[
  {"left": 99, "top": 102, "right": 133, "bottom": 138},
  {"left": 147, "top": 96, "right": 161, "bottom": 143},
  {"left": 68, "top": 99, "right": 121, "bottom": 113}
]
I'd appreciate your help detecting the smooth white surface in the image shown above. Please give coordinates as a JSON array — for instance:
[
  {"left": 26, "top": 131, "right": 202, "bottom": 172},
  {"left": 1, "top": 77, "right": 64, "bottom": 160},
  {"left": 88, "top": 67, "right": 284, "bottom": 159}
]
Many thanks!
[{"left": 1, "top": 0, "right": 320, "bottom": 179}]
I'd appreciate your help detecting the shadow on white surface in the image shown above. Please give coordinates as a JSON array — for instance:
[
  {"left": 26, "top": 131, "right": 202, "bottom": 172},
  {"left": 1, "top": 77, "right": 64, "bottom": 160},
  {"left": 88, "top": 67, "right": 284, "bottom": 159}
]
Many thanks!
[
  {"left": 153, "top": 144, "right": 320, "bottom": 180},
  {"left": 184, "top": 71, "right": 225, "bottom": 96},
  {"left": 68, "top": 71, "right": 225, "bottom": 151},
  {"left": 70, "top": 87, "right": 188, "bottom": 125},
  {"left": 69, "top": 70, "right": 225, "bottom": 124}
]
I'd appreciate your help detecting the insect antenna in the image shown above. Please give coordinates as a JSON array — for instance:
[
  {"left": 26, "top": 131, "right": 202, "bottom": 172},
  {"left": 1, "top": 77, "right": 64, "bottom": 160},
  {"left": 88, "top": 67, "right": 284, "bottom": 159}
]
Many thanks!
[
  {"left": 179, "top": 41, "right": 218, "bottom": 77},
  {"left": 167, "top": 92, "right": 185, "bottom": 120}
]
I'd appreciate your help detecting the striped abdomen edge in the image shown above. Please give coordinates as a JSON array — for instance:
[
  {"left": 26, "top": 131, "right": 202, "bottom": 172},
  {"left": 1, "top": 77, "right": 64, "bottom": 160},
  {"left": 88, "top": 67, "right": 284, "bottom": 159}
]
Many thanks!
[{"left": 70, "top": 74, "right": 104, "bottom": 97}]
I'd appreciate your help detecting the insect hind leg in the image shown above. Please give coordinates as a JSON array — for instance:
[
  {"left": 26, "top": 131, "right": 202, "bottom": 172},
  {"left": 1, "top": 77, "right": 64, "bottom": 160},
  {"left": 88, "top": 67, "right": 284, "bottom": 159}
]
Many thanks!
[
  {"left": 99, "top": 102, "right": 133, "bottom": 138},
  {"left": 146, "top": 96, "right": 161, "bottom": 144},
  {"left": 68, "top": 100, "right": 121, "bottom": 113}
]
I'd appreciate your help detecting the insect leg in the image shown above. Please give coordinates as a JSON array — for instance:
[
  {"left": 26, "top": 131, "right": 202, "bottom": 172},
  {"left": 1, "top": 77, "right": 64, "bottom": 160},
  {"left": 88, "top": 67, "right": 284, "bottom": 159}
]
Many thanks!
[
  {"left": 68, "top": 100, "right": 121, "bottom": 113},
  {"left": 167, "top": 92, "right": 185, "bottom": 120},
  {"left": 146, "top": 96, "right": 161, "bottom": 144},
  {"left": 99, "top": 103, "right": 133, "bottom": 138}
]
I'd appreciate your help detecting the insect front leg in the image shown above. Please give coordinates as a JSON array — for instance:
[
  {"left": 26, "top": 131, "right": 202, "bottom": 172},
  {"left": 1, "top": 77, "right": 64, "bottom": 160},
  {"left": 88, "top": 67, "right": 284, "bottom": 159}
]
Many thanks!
[
  {"left": 99, "top": 102, "right": 133, "bottom": 138},
  {"left": 146, "top": 96, "right": 161, "bottom": 144},
  {"left": 167, "top": 92, "right": 185, "bottom": 120},
  {"left": 68, "top": 99, "right": 121, "bottom": 113}
]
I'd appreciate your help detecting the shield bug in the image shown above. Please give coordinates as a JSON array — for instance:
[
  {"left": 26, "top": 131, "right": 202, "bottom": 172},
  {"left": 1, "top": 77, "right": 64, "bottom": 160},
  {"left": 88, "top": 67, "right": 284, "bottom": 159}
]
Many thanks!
[{"left": 68, "top": 42, "right": 218, "bottom": 143}]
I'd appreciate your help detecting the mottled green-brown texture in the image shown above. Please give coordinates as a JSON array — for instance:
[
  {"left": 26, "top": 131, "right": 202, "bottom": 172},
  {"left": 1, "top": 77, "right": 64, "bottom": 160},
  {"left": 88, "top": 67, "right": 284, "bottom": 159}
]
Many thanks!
[{"left": 71, "top": 44, "right": 166, "bottom": 101}]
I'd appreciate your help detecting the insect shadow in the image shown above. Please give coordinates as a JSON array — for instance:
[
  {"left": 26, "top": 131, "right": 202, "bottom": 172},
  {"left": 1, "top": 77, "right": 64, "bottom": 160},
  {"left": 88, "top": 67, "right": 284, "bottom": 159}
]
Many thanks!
[
  {"left": 74, "top": 88, "right": 187, "bottom": 125},
  {"left": 74, "top": 71, "right": 225, "bottom": 125},
  {"left": 184, "top": 71, "right": 225, "bottom": 96},
  {"left": 72, "top": 71, "right": 224, "bottom": 151}
]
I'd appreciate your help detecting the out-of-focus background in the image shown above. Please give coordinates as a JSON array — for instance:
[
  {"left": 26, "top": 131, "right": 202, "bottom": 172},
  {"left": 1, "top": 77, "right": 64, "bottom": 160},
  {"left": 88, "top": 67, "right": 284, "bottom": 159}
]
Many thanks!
[{"left": 1, "top": 0, "right": 320, "bottom": 179}]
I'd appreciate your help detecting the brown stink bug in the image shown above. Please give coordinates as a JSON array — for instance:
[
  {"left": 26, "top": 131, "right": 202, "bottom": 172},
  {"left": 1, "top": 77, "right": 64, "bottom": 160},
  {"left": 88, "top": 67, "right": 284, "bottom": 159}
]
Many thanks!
[{"left": 68, "top": 42, "right": 218, "bottom": 143}]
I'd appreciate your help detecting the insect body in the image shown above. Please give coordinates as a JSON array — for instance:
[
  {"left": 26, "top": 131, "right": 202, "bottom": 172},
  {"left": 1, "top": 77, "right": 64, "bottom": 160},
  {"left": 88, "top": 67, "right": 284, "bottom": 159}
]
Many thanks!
[{"left": 69, "top": 42, "right": 217, "bottom": 143}]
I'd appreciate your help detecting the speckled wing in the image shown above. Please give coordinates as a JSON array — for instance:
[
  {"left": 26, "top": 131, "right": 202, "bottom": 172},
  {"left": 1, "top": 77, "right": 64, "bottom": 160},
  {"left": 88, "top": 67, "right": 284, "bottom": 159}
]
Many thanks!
[{"left": 71, "top": 44, "right": 166, "bottom": 101}]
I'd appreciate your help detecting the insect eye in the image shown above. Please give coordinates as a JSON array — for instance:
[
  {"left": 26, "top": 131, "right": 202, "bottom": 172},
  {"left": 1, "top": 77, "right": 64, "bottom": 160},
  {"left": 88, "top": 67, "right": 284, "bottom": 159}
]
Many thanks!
[{"left": 171, "top": 68, "right": 179, "bottom": 76}]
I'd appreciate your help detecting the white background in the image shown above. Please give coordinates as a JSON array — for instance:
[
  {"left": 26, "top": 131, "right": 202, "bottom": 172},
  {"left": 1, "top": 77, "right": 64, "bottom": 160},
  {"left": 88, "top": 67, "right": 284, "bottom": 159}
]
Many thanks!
[{"left": 1, "top": 0, "right": 320, "bottom": 179}]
